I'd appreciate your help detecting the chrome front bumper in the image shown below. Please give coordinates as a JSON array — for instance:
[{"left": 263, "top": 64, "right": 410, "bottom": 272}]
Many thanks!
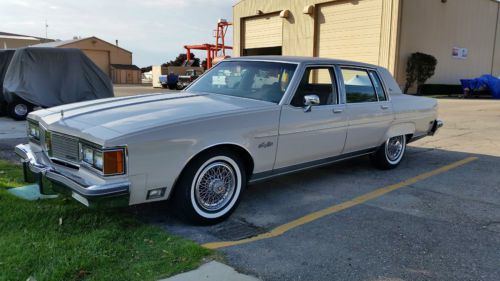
[
  {"left": 15, "top": 144, "right": 130, "bottom": 207},
  {"left": 428, "top": 119, "right": 444, "bottom": 136}
]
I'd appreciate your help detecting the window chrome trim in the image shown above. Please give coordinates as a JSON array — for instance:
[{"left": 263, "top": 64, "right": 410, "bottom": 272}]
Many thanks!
[
  {"left": 287, "top": 64, "right": 341, "bottom": 108},
  {"left": 339, "top": 66, "right": 380, "bottom": 104}
]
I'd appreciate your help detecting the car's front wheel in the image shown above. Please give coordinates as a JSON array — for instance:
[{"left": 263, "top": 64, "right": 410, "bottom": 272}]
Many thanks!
[
  {"left": 371, "top": 135, "right": 407, "bottom": 170},
  {"left": 8, "top": 100, "right": 33, "bottom": 121},
  {"left": 172, "top": 150, "right": 246, "bottom": 225}
]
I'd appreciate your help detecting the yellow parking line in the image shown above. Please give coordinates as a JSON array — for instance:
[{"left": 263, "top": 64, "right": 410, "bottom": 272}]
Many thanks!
[{"left": 203, "top": 156, "right": 478, "bottom": 250}]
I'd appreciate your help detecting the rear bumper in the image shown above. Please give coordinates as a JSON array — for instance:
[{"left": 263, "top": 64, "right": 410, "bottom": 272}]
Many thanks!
[
  {"left": 15, "top": 144, "right": 130, "bottom": 207},
  {"left": 428, "top": 119, "right": 444, "bottom": 136}
]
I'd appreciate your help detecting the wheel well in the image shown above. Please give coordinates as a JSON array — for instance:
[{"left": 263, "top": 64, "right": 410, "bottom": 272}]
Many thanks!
[
  {"left": 176, "top": 144, "right": 255, "bottom": 186},
  {"left": 405, "top": 134, "right": 413, "bottom": 142}
]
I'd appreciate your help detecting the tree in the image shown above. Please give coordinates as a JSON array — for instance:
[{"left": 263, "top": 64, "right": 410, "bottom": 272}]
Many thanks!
[
  {"left": 404, "top": 52, "right": 438, "bottom": 94},
  {"left": 162, "top": 52, "right": 200, "bottom": 67},
  {"left": 140, "top": 66, "right": 152, "bottom": 73}
]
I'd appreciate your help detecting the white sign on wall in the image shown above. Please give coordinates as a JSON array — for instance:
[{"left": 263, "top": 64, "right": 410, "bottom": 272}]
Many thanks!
[{"left": 452, "top": 47, "right": 468, "bottom": 60}]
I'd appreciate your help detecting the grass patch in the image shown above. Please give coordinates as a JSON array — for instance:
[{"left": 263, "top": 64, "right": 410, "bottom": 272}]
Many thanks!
[{"left": 0, "top": 160, "right": 212, "bottom": 281}]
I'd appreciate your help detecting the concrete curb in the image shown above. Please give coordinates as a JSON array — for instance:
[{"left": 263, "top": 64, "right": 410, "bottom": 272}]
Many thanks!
[{"left": 159, "top": 261, "right": 261, "bottom": 281}]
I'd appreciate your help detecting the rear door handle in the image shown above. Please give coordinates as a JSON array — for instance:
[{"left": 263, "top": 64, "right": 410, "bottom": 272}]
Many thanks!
[
  {"left": 381, "top": 105, "right": 389, "bottom": 110},
  {"left": 333, "top": 108, "right": 344, "bottom": 114}
]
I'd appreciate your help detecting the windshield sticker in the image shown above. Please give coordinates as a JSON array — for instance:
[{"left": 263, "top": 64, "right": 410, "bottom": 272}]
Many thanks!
[{"left": 213, "top": 76, "right": 227, "bottom": 85}]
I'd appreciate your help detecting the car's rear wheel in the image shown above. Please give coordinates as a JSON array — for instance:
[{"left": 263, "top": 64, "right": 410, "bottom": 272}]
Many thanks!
[
  {"left": 172, "top": 150, "right": 246, "bottom": 225},
  {"left": 371, "top": 135, "right": 407, "bottom": 170}
]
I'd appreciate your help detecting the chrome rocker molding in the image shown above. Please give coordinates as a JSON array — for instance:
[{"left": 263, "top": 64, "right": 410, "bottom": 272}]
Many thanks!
[{"left": 15, "top": 144, "right": 129, "bottom": 199}]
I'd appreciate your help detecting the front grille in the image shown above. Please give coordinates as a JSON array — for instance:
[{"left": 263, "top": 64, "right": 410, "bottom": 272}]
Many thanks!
[{"left": 51, "top": 133, "right": 80, "bottom": 163}]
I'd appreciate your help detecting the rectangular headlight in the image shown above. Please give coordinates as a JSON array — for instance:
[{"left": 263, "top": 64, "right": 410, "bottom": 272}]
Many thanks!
[
  {"left": 27, "top": 120, "right": 40, "bottom": 142},
  {"left": 80, "top": 143, "right": 125, "bottom": 176},
  {"left": 43, "top": 130, "right": 52, "bottom": 155},
  {"left": 82, "top": 146, "right": 94, "bottom": 165}
]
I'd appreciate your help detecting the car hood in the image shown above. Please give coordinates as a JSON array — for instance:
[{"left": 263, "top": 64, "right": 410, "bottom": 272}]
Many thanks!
[{"left": 31, "top": 92, "right": 274, "bottom": 143}]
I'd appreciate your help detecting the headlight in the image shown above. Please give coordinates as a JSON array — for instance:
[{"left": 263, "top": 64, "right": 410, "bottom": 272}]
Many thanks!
[
  {"left": 94, "top": 150, "right": 103, "bottom": 169},
  {"left": 82, "top": 146, "right": 94, "bottom": 164},
  {"left": 81, "top": 143, "right": 125, "bottom": 176},
  {"left": 27, "top": 120, "right": 40, "bottom": 142},
  {"left": 43, "top": 130, "right": 52, "bottom": 155}
]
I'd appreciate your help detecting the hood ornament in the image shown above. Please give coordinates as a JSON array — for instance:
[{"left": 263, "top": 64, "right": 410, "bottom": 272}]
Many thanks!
[{"left": 60, "top": 110, "right": 64, "bottom": 119}]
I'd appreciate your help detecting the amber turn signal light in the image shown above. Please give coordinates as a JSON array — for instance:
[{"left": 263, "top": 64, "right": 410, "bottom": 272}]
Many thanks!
[{"left": 103, "top": 150, "right": 125, "bottom": 175}]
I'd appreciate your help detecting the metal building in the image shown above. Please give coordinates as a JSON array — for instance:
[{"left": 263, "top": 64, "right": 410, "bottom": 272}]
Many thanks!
[
  {"left": 34, "top": 36, "right": 140, "bottom": 84},
  {"left": 0, "top": 31, "right": 53, "bottom": 49},
  {"left": 233, "top": 0, "right": 500, "bottom": 89}
]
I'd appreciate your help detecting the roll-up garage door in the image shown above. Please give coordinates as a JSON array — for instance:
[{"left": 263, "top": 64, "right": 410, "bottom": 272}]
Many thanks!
[
  {"left": 316, "top": 0, "right": 383, "bottom": 65},
  {"left": 83, "top": 50, "right": 110, "bottom": 76},
  {"left": 243, "top": 13, "right": 282, "bottom": 56}
]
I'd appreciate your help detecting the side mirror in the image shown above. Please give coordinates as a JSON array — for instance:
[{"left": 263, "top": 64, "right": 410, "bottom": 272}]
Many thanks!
[{"left": 303, "top": 94, "right": 320, "bottom": 112}]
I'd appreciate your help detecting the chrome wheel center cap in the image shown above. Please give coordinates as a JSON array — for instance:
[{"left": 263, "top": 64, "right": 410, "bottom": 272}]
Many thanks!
[{"left": 210, "top": 179, "right": 226, "bottom": 194}]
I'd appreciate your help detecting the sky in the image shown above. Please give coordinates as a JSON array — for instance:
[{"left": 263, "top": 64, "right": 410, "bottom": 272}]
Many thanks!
[{"left": 0, "top": 0, "right": 236, "bottom": 67}]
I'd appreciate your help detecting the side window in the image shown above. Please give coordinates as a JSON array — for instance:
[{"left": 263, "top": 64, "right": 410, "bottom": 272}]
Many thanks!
[
  {"left": 341, "top": 68, "right": 378, "bottom": 103},
  {"left": 369, "top": 71, "right": 387, "bottom": 101},
  {"left": 291, "top": 67, "right": 337, "bottom": 107}
]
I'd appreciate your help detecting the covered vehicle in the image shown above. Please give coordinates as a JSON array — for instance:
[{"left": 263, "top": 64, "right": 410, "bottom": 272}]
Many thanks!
[
  {"left": 460, "top": 75, "right": 500, "bottom": 99},
  {"left": 0, "top": 49, "right": 16, "bottom": 116},
  {"left": 3, "top": 47, "right": 113, "bottom": 120},
  {"left": 16, "top": 56, "right": 442, "bottom": 224}
]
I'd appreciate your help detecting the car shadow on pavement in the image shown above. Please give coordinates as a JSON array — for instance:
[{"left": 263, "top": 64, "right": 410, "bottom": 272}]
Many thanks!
[{"left": 130, "top": 146, "right": 500, "bottom": 244}]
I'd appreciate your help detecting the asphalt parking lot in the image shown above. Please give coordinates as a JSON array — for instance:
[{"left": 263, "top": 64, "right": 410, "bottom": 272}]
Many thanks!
[
  {"left": 140, "top": 99, "right": 500, "bottom": 281},
  {"left": 1, "top": 98, "right": 499, "bottom": 281}
]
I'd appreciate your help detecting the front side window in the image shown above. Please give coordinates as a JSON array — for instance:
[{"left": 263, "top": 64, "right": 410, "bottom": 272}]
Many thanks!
[
  {"left": 291, "top": 67, "right": 337, "bottom": 107},
  {"left": 341, "top": 68, "right": 378, "bottom": 103},
  {"left": 186, "top": 61, "right": 297, "bottom": 104}
]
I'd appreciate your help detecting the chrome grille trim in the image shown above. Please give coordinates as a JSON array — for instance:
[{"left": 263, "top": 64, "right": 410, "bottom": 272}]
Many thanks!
[{"left": 51, "top": 133, "right": 80, "bottom": 163}]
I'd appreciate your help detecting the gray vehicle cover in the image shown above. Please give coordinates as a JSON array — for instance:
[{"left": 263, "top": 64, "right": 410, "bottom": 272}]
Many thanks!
[
  {"left": 0, "top": 49, "right": 16, "bottom": 103},
  {"left": 3, "top": 47, "right": 113, "bottom": 107}
]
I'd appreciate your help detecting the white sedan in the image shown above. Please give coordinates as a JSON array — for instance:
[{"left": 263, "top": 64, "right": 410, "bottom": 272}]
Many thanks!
[{"left": 16, "top": 56, "right": 442, "bottom": 224}]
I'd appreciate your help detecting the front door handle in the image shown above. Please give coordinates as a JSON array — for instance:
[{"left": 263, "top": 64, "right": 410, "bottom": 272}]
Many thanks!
[
  {"left": 333, "top": 108, "right": 344, "bottom": 114},
  {"left": 381, "top": 105, "right": 389, "bottom": 110}
]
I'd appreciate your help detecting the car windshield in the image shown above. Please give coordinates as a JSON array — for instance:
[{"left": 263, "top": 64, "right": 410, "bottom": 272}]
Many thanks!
[{"left": 186, "top": 61, "right": 297, "bottom": 103}]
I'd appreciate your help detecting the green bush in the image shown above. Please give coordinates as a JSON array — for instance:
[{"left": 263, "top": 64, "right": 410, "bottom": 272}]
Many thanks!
[{"left": 404, "top": 52, "right": 438, "bottom": 94}]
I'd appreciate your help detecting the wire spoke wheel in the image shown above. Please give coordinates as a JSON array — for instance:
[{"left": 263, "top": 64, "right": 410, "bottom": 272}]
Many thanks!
[
  {"left": 194, "top": 161, "right": 236, "bottom": 212},
  {"left": 385, "top": 135, "right": 405, "bottom": 163}
]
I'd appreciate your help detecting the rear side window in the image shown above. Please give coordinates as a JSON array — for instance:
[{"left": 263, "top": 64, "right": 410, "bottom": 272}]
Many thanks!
[
  {"left": 341, "top": 68, "right": 378, "bottom": 103},
  {"left": 369, "top": 71, "right": 387, "bottom": 101}
]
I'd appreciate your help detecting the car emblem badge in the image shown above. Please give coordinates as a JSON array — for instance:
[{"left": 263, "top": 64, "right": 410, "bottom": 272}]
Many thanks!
[
  {"left": 258, "top": 141, "right": 274, "bottom": 149},
  {"left": 60, "top": 110, "right": 64, "bottom": 119}
]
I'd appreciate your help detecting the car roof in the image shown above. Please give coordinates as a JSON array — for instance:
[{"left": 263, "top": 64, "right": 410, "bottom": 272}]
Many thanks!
[{"left": 226, "top": 56, "right": 380, "bottom": 69}]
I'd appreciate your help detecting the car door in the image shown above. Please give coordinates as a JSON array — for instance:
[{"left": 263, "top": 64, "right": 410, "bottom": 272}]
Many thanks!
[
  {"left": 274, "top": 66, "right": 348, "bottom": 169},
  {"left": 339, "top": 67, "right": 395, "bottom": 154}
]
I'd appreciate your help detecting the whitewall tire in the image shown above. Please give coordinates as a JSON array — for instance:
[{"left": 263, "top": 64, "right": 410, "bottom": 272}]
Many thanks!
[
  {"left": 371, "top": 135, "right": 407, "bottom": 170},
  {"left": 172, "top": 150, "right": 246, "bottom": 224}
]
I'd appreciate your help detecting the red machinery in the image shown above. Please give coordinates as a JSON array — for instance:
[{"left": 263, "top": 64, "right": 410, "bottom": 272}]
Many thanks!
[{"left": 184, "top": 19, "right": 233, "bottom": 69}]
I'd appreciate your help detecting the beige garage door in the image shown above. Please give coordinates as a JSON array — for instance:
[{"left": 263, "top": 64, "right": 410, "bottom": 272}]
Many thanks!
[
  {"left": 316, "top": 0, "right": 383, "bottom": 65},
  {"left": 83, "top": 50, "right": 110, "bottom": 76},
  {"left": 243, "top": 13, "right": 282, "bottom": 50}
]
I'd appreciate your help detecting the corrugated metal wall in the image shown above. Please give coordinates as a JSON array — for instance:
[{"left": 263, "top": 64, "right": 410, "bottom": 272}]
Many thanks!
[
  {"left": 243, "top": 13, "right": 283, "bottom": 49},
  {"left": 233, "top": 0, "right": 401, "bottom": 73},
  {"left": 397, "top": 0, "right": 500, "bottom": 86},
  {"left": 315, "top": 0, "right": 383, "bottom": 65}
]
